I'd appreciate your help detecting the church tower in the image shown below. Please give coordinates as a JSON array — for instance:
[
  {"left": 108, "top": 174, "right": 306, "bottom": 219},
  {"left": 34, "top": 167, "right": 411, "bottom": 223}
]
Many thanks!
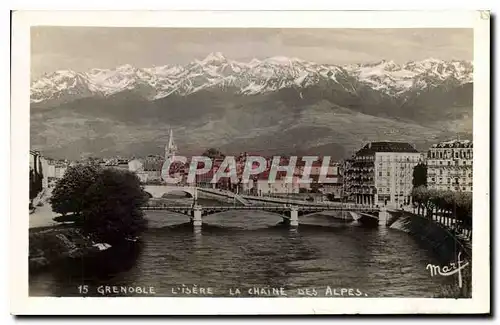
[{"left": 165, "top": 129, "right": 177, "bottom": 161}]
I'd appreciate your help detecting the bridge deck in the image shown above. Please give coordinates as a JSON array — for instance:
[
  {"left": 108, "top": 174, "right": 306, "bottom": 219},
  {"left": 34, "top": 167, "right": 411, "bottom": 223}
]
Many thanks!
[{"left": 141, "top": 205, "right": 379, "bottom": 212}]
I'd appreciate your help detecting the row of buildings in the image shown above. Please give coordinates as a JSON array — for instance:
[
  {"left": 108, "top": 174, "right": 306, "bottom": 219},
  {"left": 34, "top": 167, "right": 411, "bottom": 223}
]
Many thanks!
[
  {"left": 29, "top": 150, "right": 69, "bottom": 189},
  {"left": 126, "top": 132, "right": 344, "bottom": 198},
  {"left": 344, "top": 139, "right": 473, "bottom": 207},
  {"left": 29, "top": 152, "right": 133, "bottom": 189},
  {"left": 124, "top": 130, "right": 344, "bottom": 197}
]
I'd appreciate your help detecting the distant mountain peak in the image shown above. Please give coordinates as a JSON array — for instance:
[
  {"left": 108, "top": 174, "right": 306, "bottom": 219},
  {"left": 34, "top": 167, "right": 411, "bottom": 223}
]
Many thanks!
[
  {"left": 30, "top": 55, "right": 473, "bottom": 107},
  {"left": 197, "top": 52, "right": 227, "bottom": 65}
]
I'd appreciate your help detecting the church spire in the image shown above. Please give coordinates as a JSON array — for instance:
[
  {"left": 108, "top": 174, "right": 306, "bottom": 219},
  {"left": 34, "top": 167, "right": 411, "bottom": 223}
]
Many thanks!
[{"left": 165, "top": 129, "right": 177, "bottom": 161}]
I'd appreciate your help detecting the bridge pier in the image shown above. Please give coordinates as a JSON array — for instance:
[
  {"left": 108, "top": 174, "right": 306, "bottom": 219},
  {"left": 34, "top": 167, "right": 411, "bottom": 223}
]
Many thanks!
[
  {"left": 282, "top": 206, "right": 299, "bottom": 227},
  {"left": 191, "top": 206, "right": 203, "bottom": 228},
  {"left": 290, "top": 207, "right": 299, "bottom": 227}
]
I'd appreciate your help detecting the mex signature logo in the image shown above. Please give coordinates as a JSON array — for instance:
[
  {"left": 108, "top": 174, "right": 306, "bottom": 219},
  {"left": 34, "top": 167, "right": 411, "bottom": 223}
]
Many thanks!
[{"left": 426, "top": 252, "right": 469, "bottom": 288}]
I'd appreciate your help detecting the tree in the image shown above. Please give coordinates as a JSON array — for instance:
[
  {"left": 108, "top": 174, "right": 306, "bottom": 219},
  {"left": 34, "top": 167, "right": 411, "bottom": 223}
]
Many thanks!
[
  {"left": 411, "top": 185, "right": 472, "bottom": 232},
  {"left": 202, "top": 148, "right": 225, "bottom": 159},
  {"left": 81, "top": 168, "right": 148, "bottom": 244},
  {"left": 455, "top": 191, "right": 472, "bottom": 230},
  {"left": 441, "top": 190, "right": 456, "bottom": 225},
  {"left": 29, "top": 164, "right": 44, "bottom": 204},
  {"left": 424, "top": 189, "right": 439, "bottom": 218},
  {"left": 29, "top": 168, "right": 36, "bottom": 201},
  {"left": 29, "top": 168, "right": 35, "bottom": 208},
  {"left": 50, "top": 164, "right": 101, "bottom": 217},
  {"left": 412, "top": 185, "right": 426, "bottom": 215},
  {"left": 412, "top": 163, "right": 427, "bottom": 188},
  {"left": 50, "top": 165, "right": 148, "bottom": 244}
]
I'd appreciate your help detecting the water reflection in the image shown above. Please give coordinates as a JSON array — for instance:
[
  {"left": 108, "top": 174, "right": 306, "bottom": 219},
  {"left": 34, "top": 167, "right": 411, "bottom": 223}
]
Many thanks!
[{"left": 193, "top": 226, "right": 202, "bottom": 248}]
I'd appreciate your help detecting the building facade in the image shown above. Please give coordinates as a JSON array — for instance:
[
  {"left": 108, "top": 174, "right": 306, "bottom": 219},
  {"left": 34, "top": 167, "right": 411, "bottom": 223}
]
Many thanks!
[
  {"left": 254, "top": 176, "right": 300, "bottom": 196},
  {"left": 30, "top": 150, "right": 70, "bottom": 189},
  {"left": 345, "top": 142, "right": 422, "bottom": 206},
  {"left": 426, "top": 140, "right": 473, "bottom": 192}
]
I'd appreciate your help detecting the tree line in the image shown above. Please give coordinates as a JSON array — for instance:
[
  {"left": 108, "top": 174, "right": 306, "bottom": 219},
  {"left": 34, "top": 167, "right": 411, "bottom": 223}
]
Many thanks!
[{"left": 411, "top": 185, "right": 472, "bottom": 230}]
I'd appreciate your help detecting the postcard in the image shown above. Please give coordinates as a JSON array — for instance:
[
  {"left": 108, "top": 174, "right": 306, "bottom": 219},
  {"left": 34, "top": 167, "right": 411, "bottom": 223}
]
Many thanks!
[{"left": 11, "top": 10, "right": 490, "bottom": 315}]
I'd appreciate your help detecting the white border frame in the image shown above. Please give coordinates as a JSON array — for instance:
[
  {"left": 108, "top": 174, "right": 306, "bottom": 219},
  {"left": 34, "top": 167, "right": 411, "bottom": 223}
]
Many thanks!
[{"left": 10, "top": 10, "right": 490, "bottom": 315}]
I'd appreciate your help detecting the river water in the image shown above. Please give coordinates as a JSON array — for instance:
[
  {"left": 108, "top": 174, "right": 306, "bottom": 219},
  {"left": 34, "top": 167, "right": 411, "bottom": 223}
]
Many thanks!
[{"left": 29, "top": 198, "right": 460, "bottom": 298}]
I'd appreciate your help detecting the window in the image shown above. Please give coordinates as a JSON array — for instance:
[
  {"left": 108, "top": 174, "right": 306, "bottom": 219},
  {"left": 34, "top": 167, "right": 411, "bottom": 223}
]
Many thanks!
[
  {"left": 378, "top": 171, "right": 382, "bottom": 176},
  {"left": 387, "top": 171, "right": 390, "bottom": 176},
  {"left": 439, "top": 170, "right": 443, "bottom": 175},
  {"left": 447, "top": 161, "right": 450, "bottom": 166},
  {"left": 440, "top": 161, "right": 443, "bottom": 165}
]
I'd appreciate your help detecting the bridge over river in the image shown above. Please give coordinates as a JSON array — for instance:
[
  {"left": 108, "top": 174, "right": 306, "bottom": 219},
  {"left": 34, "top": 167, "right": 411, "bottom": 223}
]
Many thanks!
[
  {"left": 143, "top": 185, "right": 251, "bottom": 205},
  {"left": 141, "top": 203, "right": 384, "bottom": 228}
]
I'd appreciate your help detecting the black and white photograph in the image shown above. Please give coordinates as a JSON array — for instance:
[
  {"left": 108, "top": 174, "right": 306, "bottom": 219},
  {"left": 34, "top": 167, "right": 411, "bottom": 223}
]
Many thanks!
[{"left": 11, "top": 10, "right": 490, "bottom": 315}]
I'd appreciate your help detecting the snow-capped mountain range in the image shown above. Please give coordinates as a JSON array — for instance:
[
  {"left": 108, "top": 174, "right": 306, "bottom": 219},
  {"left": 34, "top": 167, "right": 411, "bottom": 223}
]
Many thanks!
[{"left": 31, "top": 52, "right": 473, "bottom": 106}]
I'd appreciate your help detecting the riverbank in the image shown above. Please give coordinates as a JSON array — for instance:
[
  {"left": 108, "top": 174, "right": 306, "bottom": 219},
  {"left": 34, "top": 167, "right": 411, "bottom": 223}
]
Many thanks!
[
  {"left": 29, "top": 226, "right": 111, "bottom": 273},
  {"left": 388, "top": 210, "right": 471, "bottom": 298},
  {"left": 388, "top": 210, "right": 471, "bottom": 257}
]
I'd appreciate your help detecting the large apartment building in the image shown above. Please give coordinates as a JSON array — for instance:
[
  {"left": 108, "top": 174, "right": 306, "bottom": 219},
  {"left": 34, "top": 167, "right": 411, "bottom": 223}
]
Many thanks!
[
  {"left": 345, "top": 142, "right": 422, "bottom": 206},
  {"left": 426, "top": 140, "right": 473, "bottom": 192}
]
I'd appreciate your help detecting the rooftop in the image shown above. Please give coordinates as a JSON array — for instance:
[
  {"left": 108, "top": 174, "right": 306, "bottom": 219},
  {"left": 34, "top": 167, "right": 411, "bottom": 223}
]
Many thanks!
[
  {"left": 431, "top": 139, "right": 473, "bottom": 148},
  {"left": 355, "top": 142, "right": 418, "bottom": 156}
]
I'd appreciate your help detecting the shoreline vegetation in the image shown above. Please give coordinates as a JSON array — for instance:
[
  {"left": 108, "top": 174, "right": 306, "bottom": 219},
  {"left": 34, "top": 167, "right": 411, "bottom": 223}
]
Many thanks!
[
  {"left": 29, "top": 225, "right": 109, "bottom": 273},
  {"left": 411, "top": 186, "right": 472, "bottom": 240},
  {"left": 29, "top": 164, "right": 148, "bottom": 274}
]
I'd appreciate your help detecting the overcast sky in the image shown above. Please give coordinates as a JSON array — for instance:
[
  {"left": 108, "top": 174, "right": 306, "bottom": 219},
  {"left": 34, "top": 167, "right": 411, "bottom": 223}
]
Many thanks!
[{"left": 31, "top": 27, "right": 473, "bottom": 78}]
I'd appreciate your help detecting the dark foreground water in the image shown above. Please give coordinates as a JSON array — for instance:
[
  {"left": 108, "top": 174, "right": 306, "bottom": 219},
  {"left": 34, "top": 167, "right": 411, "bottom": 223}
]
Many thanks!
[{"left": 29, "top": 201, "right": 463, "bottom": 298}]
